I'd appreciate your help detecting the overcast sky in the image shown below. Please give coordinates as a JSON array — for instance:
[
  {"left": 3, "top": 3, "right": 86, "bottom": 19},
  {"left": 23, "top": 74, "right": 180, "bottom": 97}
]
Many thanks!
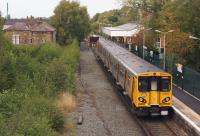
[{"left": 0, "top": 0, "right": 121, "bottom": 18}]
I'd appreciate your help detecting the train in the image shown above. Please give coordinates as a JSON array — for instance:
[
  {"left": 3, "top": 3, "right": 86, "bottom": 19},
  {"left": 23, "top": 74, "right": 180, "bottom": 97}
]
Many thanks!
[{"left": 93, "top": 37, "right": 173, "bottom": 116}]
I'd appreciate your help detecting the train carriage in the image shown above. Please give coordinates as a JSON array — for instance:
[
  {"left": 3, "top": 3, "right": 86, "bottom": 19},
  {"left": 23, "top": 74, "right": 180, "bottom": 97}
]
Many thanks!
[{"left": 94, "top": 37, "right": 173, "bottom": 116}]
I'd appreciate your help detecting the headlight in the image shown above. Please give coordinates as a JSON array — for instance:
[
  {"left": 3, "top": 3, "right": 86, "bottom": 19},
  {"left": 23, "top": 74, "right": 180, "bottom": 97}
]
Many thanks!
[
  {"left": 162, "top": 97, "right": 170, "bottom": 103},
  {"left": 138, "top": 97, "right": 146, "bottom": 103}
]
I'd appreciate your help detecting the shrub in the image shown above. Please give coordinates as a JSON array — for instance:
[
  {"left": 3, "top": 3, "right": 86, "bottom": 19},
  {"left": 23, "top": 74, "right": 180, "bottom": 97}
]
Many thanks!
[
  {"left": 0, "top": 51, "right": 16, "bottom": 91},
  {"left": 46, "top": 59, "right": 68, "bottom": 92},
  {"left": 49, "top": 109, "right": 65, "bottom": 133},
  {"left": 57, "top": 92, "right": 76, "bottom": 113},
  {"left": 0, "top": 40, "right": 80, "bottom": 135}
]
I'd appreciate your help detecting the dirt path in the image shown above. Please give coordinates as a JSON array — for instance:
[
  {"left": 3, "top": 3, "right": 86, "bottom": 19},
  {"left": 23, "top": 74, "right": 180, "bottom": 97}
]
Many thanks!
[{"left": 74, "top": 49, "right": 145, "bottom": 136}]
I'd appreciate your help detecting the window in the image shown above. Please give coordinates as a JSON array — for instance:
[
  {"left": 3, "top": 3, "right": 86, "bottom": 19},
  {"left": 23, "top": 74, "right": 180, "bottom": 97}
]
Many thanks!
[
  {"left": 161, "top": 77, "right": 171, "bottom": 91},
  {"left": 138, "top": 77, "right": 149, "bottom": 92},
  {"left": 138, "top": 76, "right": 171, "bottom": 92},
  {"left": 42, "top": 39, "right": 46, "bottom": 43},
  {"left": 12, "top": 34, "right": 20, "bottom": 45},
  {"left": 150, "top": 77, "right": 159, "bottom": 91}
]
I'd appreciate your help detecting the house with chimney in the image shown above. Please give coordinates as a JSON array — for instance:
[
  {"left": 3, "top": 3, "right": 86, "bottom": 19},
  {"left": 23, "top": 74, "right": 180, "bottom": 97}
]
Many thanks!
[{"left": 3, "top": 17, "right": 56, "bottom": 45}]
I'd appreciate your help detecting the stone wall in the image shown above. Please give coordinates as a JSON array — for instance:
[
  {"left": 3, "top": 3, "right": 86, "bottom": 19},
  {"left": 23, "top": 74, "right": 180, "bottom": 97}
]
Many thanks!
[
  {"left": 32, "top": 31, "right": 54, "bottom": 44},
  {"left": 6, "top": 31, "right": 31, "bottom": 44},
  {"left": 5, "top": 30, "right": 55, "bottom": 45}
]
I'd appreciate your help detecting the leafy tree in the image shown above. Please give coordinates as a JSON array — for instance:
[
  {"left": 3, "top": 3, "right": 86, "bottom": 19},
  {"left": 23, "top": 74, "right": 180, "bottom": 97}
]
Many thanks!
[
  {"left": 91, "top": 6, "right": 139, "bottom": 33},
  {"left": 120, "top": 0, "right": 200, "bottom": 70},
  {"left": 0, "top": 16, "right": 4, "bottom": 47},
  {"left": 91, "top": 13, "right": 100, "bottom": 22},
  {"left": 108, "top": 15, "right": 118, "bottom": 23},
  {"left": 174, "top": 0, "right": 200, "bottom": 38},
  {"left": 50, "top": 0, "right": 90, "bottom": 45}
]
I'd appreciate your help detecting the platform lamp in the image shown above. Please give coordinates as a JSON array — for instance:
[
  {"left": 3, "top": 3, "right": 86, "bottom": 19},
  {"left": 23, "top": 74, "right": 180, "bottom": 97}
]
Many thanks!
[
  {"left": 155, "top": 29, "right": 174, "bottom": 70},
  {"left": 189, "top": 35, "right": 200, "bottom": 41}
]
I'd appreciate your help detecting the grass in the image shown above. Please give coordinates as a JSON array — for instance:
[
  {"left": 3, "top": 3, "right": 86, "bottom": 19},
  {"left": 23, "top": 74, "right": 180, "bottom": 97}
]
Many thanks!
[
  {"left": 57, "top": 92, "right": 77, "bottom": 114},
  {"left": 0, "top": 40, "right": 80, "bottom": 135}
]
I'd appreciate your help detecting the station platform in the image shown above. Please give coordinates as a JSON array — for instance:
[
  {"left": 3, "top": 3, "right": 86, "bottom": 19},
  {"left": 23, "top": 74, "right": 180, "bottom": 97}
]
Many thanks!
[
  {"left": 173, "top": 85, "right": 200, "bottom": 115},
  {"left": 173, "top": 85, "right": 200, "bottom": 135}
]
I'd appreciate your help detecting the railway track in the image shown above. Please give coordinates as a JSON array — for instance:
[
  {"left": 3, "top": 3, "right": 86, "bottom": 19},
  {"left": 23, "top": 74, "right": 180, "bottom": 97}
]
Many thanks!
[
  {"left": 137, "top": 117, "right": 177, "bottom": 136},
  {"left": 95, "top": 52, "right": 179, "bottom": 136}
]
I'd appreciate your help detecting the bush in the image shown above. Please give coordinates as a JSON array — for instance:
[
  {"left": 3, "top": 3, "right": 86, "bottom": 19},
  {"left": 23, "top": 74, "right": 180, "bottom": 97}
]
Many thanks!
[
  {"left": 49, "top": 110, "right": 65, "bottom": 133},
  {"left": 0, "top": 40, "right": 80, "bottom": 135},
  {"left": 0, "top": 51, "right": 16, "bottom": 91}
]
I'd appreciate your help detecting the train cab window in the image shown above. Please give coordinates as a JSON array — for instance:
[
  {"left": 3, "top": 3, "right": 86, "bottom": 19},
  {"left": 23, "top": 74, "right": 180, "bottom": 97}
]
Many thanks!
[
  {"left": 150, "top": 77, "right": 159, "bottom": 91},
  {"left": 138, "top": 77, "right": 149, "bottom": 92},
  {"left": 151, "top": 79, "right": 158, "bottom": 90},
  {"left": 161, "top": 77, "right": 171, "bottom": 91}
]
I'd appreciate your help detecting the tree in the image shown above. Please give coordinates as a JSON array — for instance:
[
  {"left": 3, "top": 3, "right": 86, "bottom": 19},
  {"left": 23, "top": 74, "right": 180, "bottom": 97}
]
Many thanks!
[
  {"left": 0, "top": 15, "right": 4, "bottom": 43},
  {"left": 91, "top": 13, "right": 100, "bottom": 23},
  {"left": 108, "top": 15, "right": 118, "bottom": 23},
  {"left": 50, "top": 0, "right": 90, "bottom": 45}
]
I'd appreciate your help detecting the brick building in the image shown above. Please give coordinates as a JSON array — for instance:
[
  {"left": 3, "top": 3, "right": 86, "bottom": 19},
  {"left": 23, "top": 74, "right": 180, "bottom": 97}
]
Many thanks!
[{"left": 4, "top": 18, "right": 56, "bottom": 45}]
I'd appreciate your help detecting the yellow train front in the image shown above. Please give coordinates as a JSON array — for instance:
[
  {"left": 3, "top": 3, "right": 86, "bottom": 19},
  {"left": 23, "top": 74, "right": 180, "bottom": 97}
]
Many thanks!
[
  {"left": 133, "top": 72, "right": 172, "bottom": 116},
  {"left": 95, "top": 37, "right": 173, "bottom": 116}
]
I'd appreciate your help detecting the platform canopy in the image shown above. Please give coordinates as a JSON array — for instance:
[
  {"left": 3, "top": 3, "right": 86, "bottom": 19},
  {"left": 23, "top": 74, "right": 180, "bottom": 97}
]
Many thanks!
[{"left": 102, "top": 23, "right": 142, "bottom": 37}]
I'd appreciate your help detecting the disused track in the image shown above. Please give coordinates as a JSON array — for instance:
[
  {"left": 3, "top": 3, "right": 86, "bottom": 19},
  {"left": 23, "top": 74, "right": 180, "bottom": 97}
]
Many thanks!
[
  {"left": 76, "top": 49, "right": 146, "bottom": 136},
  {"left": 77, "top": 59, "right": 113, "bottom": 136},
  {"left": 93, "top": 48, "right": 180, "bottom": 136}
]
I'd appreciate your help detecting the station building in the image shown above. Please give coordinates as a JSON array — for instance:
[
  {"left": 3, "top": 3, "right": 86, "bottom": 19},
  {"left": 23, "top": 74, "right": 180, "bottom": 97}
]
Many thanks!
[{"left": 3, "top": 17, "right": 56, "bottom": 45}]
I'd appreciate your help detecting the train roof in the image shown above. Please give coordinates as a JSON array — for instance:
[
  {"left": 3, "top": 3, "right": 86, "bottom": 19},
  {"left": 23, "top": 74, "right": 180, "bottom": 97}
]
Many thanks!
[{"left": 99, "top": 37, "right": 165, "bottom": 75}]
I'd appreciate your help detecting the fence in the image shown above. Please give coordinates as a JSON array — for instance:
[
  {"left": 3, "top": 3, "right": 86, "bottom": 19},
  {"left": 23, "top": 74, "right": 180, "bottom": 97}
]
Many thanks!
[
  {"left": 123, "top": 43, "right": 200, "bottom": 99},
  {"left": 172, "top": 66, "right": 200, "bottom": 98}
]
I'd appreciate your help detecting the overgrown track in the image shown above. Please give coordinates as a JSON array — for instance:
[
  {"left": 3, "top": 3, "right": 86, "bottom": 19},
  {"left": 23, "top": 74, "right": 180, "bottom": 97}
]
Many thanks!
[{"left": 94, "top": 51, "right": 178, "bottom": 136}]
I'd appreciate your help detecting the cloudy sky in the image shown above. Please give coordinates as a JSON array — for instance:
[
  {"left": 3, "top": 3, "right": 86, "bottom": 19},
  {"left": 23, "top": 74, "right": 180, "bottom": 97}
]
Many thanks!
[{"left": 0, "top": 0, "right": 121, "bottom": 18}]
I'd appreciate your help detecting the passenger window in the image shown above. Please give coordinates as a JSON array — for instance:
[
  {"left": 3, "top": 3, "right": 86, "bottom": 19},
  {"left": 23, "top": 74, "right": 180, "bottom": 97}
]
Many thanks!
[
  {"left": 161, "top": 77, "right": 171, "bottom": 91},
  {"left": 138, "top": 77, "right": 149, "bottom": 92}
]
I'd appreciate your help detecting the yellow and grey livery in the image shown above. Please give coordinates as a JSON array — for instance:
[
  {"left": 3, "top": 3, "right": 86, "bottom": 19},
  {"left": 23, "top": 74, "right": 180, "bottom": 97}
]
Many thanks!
[{"left": 94, "top": 37, "right": 173, "bottom": 116}]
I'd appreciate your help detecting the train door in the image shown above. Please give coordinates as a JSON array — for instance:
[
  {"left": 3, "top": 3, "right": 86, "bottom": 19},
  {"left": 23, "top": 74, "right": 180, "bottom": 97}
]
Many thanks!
[
  {"left": 125, "top": 71, "right": 133, "bottom": 97},
  {"left": 115, "top": 63, "right": 119, "bottom": 82},
  {"left": 130, "top": 77, "right": 135, "bottom": 102},
  {"left": 110, "top": 56, "right": 115, "bottom": 74},
  {"left": 119, "top": 66, "right": 126, "bottom": 87},
  {"left": 149, "top": 77, "right": 160, "bottom": 105},
  {"left": 108, "top": 54, "right": 111, "bottom": 70}
]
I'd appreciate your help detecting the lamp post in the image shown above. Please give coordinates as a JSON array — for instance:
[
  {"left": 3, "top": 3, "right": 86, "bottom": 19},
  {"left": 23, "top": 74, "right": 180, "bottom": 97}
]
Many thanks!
[
  {"left": 155, "top": 29, "right": 174, "bottom": 70},
  {"left": 143, "top": 28, "right": 152, "bottom": 59},
  {"left": 189, "top": 35, "right": 200, "bottom": 41}
]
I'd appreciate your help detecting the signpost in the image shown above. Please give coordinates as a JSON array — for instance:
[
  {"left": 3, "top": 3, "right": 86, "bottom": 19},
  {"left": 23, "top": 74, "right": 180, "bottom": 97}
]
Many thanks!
[{"left": 176, "top": 63, "right": 184, "bottom": 90}]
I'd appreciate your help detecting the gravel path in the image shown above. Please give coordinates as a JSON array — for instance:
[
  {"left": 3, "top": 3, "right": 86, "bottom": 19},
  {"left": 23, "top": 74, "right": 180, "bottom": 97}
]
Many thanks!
[{"left": 74, "top": 49, "right": 145, "bottom": 136}]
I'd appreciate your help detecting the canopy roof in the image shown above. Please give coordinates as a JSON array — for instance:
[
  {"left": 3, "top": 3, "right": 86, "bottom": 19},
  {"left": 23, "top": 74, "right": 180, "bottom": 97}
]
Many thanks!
[{"left": 102, "top": 23, "right": 142, "bottom": 37}]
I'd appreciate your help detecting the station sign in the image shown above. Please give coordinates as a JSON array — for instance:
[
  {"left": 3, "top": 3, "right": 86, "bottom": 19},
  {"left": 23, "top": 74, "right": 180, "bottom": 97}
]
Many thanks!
[
  {"left": 150, "top": 51, "right": 153, "bottom": 57},
  {"left": 176, "top": 64, "right": 183, "bottom": 73},
  {"left": 135, "top": 45, "right": 138, "bottom": 51}
]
